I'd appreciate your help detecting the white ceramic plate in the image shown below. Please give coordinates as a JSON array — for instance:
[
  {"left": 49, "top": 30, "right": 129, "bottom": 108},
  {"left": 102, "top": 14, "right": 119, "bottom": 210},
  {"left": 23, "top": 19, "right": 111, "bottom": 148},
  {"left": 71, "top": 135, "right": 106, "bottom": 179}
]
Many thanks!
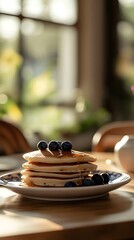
[{"left": 0, "top": 171, "right": 131, "bottom": 201}]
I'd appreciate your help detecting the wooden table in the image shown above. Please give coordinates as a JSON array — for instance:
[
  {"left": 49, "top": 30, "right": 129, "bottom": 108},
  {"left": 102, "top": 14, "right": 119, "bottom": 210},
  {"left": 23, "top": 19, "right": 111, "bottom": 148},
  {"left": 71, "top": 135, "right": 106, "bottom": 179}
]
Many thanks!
[{"left": 0, "top": 152, "right": 134, "bottom": 240}]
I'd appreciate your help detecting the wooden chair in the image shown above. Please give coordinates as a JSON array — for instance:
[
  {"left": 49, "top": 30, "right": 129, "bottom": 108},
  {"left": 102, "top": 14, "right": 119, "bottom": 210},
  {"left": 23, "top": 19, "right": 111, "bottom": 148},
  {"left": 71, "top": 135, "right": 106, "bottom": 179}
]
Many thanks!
[
  {"left": 91, "top": 121, "right": 134, "bottom": 152},
  {"left": 0, "top": 120, "right": 32, "bottom": 155}
]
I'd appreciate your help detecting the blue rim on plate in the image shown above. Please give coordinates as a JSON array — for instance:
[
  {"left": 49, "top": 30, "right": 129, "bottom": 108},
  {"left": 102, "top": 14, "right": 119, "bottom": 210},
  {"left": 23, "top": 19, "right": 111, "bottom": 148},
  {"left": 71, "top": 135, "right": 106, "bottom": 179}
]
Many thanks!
[{"left": 0, "top": 171, "right": 131, "bottom": 201}]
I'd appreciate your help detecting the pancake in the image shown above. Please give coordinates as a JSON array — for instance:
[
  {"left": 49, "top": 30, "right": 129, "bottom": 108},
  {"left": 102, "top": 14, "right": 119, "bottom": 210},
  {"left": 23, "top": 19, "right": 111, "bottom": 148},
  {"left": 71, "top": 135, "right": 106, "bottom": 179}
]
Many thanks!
[
  {"left": 23, "top": 149, "right": 97, "bottom": 164},
  {"left": 22, "top": 161, "right": 97, "bottom": 173},
  {"left": 21, "top": 144, "right": 98, "bottom": 187},
  {"left": 21, "top": 170, "right": 90, "bottom": 178},
  {"left": 21, "top": 175, "right": 84, "bottom": 187}
]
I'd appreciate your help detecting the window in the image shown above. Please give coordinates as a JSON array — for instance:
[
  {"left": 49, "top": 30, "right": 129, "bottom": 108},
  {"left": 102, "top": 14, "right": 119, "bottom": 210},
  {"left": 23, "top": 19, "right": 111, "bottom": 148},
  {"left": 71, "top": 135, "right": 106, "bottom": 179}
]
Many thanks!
[
  {"left": 0, "top": 0, "right": 78, "bottom": 139},
  {"left": 0, "top": 1, "right": 111, "bottom": 149},
  {"left": 115, "top": 0, "right": 134, "bottom": 119}
]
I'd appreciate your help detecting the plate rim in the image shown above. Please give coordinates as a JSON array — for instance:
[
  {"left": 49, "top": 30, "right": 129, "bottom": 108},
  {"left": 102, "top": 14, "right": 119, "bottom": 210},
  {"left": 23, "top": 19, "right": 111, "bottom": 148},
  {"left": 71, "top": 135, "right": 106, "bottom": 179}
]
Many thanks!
[{"left": 0, "top": 170, "right": 131, "bottom": 201}]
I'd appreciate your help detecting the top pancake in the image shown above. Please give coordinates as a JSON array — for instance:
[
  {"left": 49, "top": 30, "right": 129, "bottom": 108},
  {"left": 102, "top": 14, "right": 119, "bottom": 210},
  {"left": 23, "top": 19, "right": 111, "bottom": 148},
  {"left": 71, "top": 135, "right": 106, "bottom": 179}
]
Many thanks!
[{"left": 23, "top": 149, "right": 97, "bottom": 164}]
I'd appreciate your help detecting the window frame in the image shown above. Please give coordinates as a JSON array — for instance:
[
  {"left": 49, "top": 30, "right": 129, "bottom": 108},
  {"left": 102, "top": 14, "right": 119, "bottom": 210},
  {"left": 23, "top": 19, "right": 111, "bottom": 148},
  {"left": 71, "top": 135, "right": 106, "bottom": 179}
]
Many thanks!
[
  {"left": 0, "top": 0, "right": 106, "bottom": 110},
  {"left": 0, "top": 0, "right": 78, "bottom": 107}
]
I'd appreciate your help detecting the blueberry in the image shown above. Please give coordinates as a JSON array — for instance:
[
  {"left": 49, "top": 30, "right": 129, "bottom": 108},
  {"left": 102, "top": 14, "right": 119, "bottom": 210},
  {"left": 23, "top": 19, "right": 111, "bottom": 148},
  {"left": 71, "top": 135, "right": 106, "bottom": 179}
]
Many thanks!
[
  {"left": 48, "top": 140, "right": 60, "bottom": 151},
  {"left": 83, "top": 178, "right": 95, "bottom": 186},
  {"left": 64, "top": 181, "right": 77, "bottom": 187},
  {"left": 101, "top": 173, "right": 110, "bottom": 184},
  {"left": 37, "top": 140, "right": 48, "bottom": 150},
  {"left": 91, "top": 174, "right": 104, "bottom": 185},
  {"left": 61, "top": 141, "right": 72, "bottom": 151}
]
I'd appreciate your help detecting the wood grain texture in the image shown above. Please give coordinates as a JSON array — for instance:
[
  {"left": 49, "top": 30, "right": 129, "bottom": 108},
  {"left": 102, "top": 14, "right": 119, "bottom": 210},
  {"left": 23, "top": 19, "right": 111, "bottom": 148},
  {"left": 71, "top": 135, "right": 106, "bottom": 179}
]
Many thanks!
[{"left": 0, "top": 152, "right": 134, "bottom": 240}]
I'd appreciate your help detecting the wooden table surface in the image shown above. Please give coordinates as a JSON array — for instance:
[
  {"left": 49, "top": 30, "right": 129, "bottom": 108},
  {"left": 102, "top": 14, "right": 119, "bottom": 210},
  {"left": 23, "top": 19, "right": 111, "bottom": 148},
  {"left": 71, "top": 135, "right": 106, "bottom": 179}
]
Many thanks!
[{"left": 0, "top": 152, "right": 134, "bottom": 240}]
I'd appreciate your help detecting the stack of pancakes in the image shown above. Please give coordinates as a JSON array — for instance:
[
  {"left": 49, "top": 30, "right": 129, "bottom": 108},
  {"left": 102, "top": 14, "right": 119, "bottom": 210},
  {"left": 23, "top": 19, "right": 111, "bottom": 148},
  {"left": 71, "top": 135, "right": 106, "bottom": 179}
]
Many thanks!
[{"left": 21, "top": 149, "right": 97, "bottom": 187}]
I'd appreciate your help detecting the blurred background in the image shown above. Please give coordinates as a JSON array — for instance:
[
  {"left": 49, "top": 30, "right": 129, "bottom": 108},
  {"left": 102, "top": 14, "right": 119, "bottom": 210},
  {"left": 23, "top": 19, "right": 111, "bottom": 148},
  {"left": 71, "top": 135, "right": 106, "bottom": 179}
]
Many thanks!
[{"left": 0, "top": 0, "right": 134, "bottom": 150}]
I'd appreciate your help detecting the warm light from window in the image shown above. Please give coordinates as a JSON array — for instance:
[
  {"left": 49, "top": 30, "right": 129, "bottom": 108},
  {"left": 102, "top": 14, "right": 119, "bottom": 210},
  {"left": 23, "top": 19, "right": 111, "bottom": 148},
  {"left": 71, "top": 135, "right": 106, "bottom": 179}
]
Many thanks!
[
  {"left": 0, "top": 17, "right": 19, "bottom": 39},
  {"left": 119, "top": 0, "right": 134, "bottom": 6},
  {"left": 0, "top": 0, "right": 21, "bottom": 14},
  {"left": 50, "top": 0, "right": 77, "bottom": 24},
  {"left": 23, "top": 0, "right": 44, "bottom": 16},
  {"left": 23, "top": 0, "right": 77, "bottom": 25}
]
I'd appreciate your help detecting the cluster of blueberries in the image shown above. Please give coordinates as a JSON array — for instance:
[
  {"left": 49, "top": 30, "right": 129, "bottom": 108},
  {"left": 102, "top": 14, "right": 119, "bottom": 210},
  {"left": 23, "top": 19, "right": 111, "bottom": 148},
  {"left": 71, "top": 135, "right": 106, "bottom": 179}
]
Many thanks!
[
  {"left": 37, "top": 140, "right": 110, "bottom": 188},
  {"left": 37, "top": 140, "right": 72, "bottom": 151},
  {"left": 65, "top": 173, "right": 110, "bottom": 187}
]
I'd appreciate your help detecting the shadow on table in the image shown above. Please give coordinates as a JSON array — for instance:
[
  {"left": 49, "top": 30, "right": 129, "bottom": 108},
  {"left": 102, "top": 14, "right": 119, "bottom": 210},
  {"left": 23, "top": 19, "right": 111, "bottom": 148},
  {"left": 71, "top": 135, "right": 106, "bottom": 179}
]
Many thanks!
[{"left": 0, "top": 190, "right": 133, "bottom": 225}]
